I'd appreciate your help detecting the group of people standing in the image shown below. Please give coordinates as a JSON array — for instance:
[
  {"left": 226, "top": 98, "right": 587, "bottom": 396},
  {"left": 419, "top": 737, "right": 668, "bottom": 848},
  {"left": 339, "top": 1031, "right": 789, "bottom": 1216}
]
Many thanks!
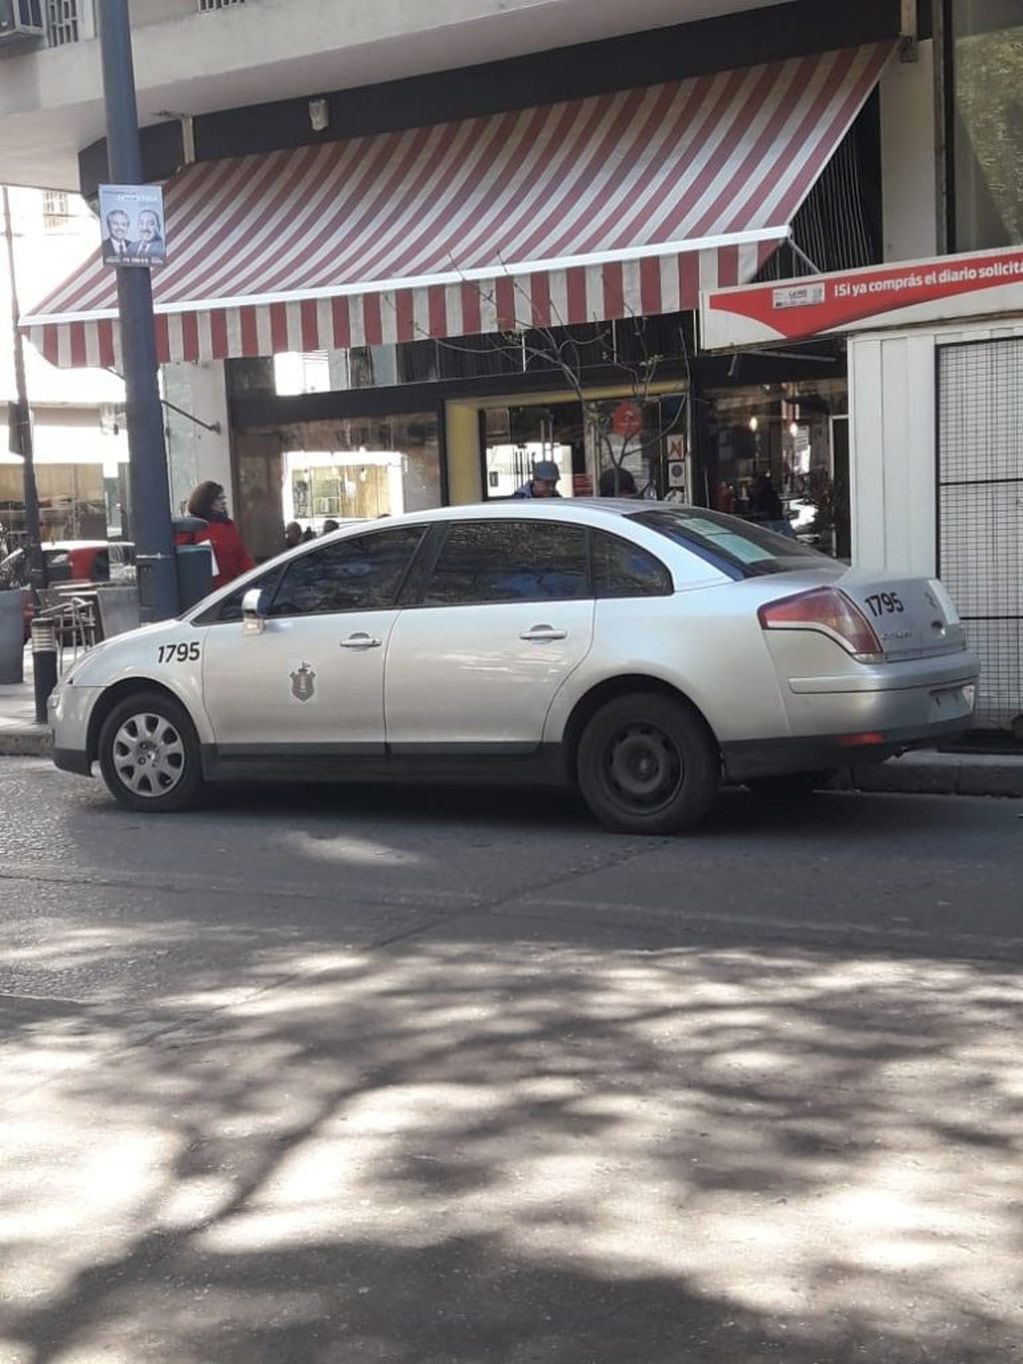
[
  {"left": 284, "top": 518, "right": 340, "bottom": 549},
  {"left": 181, "top": 461, "right": 647, "bottom": 593},
  {"left": 512, "top": 460, "right": 640, "bottom": 499}
]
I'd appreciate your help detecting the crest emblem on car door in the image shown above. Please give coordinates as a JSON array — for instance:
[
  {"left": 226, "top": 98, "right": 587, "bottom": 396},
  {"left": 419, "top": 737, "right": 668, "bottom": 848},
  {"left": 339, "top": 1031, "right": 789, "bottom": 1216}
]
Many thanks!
[{"left": 289, "top": 662, "right": 316, "bottom": 702}]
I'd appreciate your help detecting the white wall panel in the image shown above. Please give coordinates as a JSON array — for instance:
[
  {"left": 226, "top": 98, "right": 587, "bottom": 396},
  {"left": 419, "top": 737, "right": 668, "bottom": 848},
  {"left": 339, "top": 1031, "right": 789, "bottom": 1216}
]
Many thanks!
[
  {"left": 851, "top": 316, "right": 1023, "bottom": 578},
  {"left": 848, "top": 335, "right": 887, "bottom": 570},
  {"left": 879, "top": 40, "right": 937, "bottom": 263},
  {"left": 851, "top": 332, "right": 937, "bottom": 577}
]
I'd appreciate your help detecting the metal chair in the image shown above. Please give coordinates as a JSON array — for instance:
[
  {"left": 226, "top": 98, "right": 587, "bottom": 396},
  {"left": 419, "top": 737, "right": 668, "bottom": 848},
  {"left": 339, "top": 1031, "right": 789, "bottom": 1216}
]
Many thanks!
[{"left": 38, "top": 595, "right": 99, "bottom": 673}]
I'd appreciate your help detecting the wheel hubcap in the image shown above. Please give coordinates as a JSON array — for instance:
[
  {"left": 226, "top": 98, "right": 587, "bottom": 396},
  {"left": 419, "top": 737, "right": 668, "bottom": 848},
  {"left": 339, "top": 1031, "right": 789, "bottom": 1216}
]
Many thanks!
[
  {"left": 604, "top": 723, "right": 683, "bottom": 812},
  {"left": 112, "top": 712, "right": 186, "bottom": 797}
]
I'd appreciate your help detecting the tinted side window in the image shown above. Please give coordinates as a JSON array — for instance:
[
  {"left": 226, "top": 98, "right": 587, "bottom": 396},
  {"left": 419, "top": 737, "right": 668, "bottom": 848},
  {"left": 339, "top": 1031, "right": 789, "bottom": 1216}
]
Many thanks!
[
  {"left": 194, "top": 564, "right": 284, "bottom": 624},
  {"left": 270, "top": 526, "right": 425, "bottom": 617},
  {"left": 592, "top": 530, "right": 672, "bottom": 598},
  {"left": 423, "top": 521, "right": 590, "bottom": 605}
]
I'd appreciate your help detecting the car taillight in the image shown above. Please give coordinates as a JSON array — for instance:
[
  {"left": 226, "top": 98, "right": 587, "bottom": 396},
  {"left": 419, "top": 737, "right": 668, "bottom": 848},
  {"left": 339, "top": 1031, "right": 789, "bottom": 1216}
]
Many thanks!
[{"left": 758, "top": 587, "right": 884, "bottom": 660}]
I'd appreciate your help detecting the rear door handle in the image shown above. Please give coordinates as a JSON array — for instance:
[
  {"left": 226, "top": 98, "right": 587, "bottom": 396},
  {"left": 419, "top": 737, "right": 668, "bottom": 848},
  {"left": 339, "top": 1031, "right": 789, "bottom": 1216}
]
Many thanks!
[
  {"left": 339, "top": 632, "right": 382, "bottom": 649},
  {"left": 519, "top": 624, "right": 567, "bottom": 642}
]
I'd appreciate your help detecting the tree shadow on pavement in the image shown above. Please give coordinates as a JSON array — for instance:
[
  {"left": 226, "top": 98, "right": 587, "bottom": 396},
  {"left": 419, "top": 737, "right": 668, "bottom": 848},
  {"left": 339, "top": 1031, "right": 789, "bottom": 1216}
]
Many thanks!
[{"left": 1, "top": 919, "right": 1021, "bottom": 1363}]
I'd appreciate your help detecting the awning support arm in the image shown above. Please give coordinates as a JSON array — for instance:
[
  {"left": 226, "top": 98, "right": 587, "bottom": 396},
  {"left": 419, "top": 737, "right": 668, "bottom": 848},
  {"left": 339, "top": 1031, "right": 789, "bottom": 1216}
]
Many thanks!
[
  {"left": 160, "top": 397, "right": 222, "bottom": 435},
  {"left": 789, "top": 239, "right": 823, "bottom": 275}
]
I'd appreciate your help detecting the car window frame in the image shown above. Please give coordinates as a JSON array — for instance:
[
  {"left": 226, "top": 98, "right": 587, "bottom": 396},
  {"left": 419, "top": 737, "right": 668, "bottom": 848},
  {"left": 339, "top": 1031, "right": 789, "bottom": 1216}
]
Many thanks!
[
  {"left": 264, "top": 523, "right": 431, "bottom": 620},
  {"left": 403, "top": 517, "right": 595, "bottom": 609},
  {"left": 192, "top": 561, "right": 287, "bottom": 626}
]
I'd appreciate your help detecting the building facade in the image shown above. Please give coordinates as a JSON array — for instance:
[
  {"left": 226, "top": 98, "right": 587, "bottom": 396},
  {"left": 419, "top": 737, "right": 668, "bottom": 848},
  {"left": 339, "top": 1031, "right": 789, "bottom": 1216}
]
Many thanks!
[{"left": 0, "top": 183, "right": 127, "bottom": 550}]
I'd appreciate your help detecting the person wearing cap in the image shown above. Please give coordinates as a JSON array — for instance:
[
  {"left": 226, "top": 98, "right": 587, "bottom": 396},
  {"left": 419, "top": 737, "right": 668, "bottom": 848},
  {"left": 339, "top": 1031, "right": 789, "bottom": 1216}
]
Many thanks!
[{"left": 512, "top": 459, "right": 562, "bottom": 499}]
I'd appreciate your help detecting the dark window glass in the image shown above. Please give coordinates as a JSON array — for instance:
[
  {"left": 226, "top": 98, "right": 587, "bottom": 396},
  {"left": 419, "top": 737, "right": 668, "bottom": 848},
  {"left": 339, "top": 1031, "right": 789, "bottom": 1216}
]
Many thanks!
[
  {"left": 630, "top": 508, "right": 826, "bottom": 579},
  {"left": 193, "top": 564, "right": 285, "bottom": 625},
  {"left": 270, "top": 526, "right": 425, "bottom": 617},
  {"left": 0, "top": 549, "right": 26, "bottom": 588},
  {"left": 423, "top": 521, "right": 590, "bottom": 605},
  {"left": 438, "top": 332, "right": 524, "bottom": 381},
  {"left": 951, "top": 1, "right": 1023, "bottom": 252},
  {"left": 43, "top": 551, "right": 74, "bottom": 583},
  {"left": 592, "top": 530, "right": 672, "bottom": 598}
]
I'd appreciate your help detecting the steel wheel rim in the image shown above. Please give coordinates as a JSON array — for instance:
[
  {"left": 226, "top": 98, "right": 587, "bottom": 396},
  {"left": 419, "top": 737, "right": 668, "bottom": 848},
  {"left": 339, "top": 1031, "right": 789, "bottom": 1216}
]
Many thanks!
[
  {"left": 602, "top": 722, "right": 683, "bottom": 813},
  {"left": 111, "top": 711, "right": 186, "bottom": 798}
]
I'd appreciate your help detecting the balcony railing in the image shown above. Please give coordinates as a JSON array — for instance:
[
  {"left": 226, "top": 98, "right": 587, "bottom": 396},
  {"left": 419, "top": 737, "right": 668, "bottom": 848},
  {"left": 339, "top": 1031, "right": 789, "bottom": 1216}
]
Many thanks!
[
  {"left": 26, "top": 0, "right": 246, "bottom": 49},
  {"left": 46, "top": 0, "right": 80, "bottom": 46}
]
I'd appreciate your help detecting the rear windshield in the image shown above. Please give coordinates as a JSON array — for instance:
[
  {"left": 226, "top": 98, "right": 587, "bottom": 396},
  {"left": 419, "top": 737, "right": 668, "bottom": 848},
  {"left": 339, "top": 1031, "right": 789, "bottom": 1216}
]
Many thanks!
[{"left": 629, "top": 508, "right": 828, "bottom": 579}]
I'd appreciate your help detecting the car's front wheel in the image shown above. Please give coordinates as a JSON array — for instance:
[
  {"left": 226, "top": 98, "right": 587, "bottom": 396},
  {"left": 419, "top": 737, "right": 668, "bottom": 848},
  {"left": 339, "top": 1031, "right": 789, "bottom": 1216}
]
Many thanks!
[
  {"left": 97, "top": 691, "right": 204, "bottom": 813},
  {"left": 575, "top": 692, "right": 720, "bottom": 834}
]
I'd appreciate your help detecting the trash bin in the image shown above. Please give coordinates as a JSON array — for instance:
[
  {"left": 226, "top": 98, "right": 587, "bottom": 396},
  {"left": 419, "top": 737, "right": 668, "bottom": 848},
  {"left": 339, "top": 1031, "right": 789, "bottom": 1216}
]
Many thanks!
[
  {"left": 172, "top": 516, "right": 213, "bottom": 611},
  {"left": 0, "top": 587, "right": 25, "bottom": 684}
]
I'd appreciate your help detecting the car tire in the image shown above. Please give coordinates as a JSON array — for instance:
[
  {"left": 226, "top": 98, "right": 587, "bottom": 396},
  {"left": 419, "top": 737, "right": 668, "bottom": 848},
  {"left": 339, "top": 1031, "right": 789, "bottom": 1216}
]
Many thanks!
[
  {"left": 745, "top": 770, "right": 838, "bottom": 799},
  {"left": 97, "top": 690, "right": 204, "bottom": 813},
  {"left": 576, "top": 692, "right": 720, "bottom": 835}
]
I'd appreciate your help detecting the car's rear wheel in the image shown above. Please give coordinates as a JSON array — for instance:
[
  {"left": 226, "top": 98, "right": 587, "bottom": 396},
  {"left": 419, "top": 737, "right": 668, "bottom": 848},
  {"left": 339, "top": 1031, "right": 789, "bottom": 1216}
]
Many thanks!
[
  {"left": 97, "top": 691, "right": 204, "bottom": 813},
  {"left": 576, "top": 692, "right": 720, "bottom": 834},
  {"left": 745, "top": 770, "right": 838, "bottom": 799}
]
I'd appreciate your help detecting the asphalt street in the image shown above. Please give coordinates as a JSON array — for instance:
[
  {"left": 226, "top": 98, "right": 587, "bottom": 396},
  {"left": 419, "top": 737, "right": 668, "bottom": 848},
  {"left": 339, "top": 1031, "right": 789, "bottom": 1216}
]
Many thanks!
[{"left": 1, "top": 755, "right": 1021, "bottom": 1364}]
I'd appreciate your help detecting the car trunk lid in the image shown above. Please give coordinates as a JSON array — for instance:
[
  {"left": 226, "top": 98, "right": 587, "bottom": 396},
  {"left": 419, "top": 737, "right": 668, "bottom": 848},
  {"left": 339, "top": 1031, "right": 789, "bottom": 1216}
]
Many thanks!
[{"left": 837, "top": 573, "right": 967, "bottom": 661}]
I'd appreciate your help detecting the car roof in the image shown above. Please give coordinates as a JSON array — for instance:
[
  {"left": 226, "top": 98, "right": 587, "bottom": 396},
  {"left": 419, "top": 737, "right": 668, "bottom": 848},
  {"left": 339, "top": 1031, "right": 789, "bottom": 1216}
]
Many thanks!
[{"left": 324, "top": 499, "right": 679, "bottom": 532}]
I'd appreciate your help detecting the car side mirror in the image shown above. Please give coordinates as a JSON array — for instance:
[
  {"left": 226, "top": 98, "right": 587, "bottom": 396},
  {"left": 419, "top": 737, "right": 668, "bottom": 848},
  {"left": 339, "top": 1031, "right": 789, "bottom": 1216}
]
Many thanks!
[{"left": 241, "top": 587, "right": 267, "bottom": 635}]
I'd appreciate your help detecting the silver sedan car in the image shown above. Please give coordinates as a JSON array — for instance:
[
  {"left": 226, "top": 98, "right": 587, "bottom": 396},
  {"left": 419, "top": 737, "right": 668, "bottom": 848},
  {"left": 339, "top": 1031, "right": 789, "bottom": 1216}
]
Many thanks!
[{"left": 49, "top": 501, "right": 979, "bottom": 833}]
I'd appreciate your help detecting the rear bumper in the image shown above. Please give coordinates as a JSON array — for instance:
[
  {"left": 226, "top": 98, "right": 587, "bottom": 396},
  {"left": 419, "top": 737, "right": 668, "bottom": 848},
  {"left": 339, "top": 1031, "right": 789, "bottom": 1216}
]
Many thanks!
[
  {"left": 778, "top": 654, "right": 979, "bottom": 738},
  {"left": 721, "top": 716, "right": 974, "bottom": 782},
  {"left": 723, "top": 655, "right": 979, "bottom": 781}
]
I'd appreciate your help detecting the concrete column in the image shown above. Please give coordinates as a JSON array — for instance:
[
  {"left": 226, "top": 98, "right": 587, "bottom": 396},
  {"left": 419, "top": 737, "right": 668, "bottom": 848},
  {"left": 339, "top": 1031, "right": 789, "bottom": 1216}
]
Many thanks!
[
  {"left": 162, "top": 360, "right": 232, "bottom": 514},
  {"left": 444, "top": 401, "right": 483, "bottom": 504}
]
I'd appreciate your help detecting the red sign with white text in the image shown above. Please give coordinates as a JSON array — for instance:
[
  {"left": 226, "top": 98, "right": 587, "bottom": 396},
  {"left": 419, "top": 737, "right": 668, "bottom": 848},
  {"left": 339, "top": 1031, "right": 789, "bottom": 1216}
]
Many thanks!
[{"left": 701, "top": 246, "right": 1023, "bottom": 350}]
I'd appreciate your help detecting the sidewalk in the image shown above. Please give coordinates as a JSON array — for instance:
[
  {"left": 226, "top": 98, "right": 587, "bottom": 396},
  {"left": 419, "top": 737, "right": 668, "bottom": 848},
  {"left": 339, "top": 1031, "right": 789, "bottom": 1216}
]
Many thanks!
[
  {"left": 1, "top": 647, "right": 1021, "bottom": 795},
  {"left": 0, "top": 651, "right": 51, "bottom": 757}
]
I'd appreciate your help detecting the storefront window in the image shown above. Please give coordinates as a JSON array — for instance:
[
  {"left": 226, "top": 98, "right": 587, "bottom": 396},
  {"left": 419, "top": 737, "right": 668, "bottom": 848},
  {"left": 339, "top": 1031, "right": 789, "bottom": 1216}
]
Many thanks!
[
  {"left": 703, "top": 380, "right": 849, "bottom": 558},
  {"left": 951, "top": 0, "right": 1023, "bottom": 251},
  {"left": 0, "top": 462, "right": 113, "bottom": 544},
  {"left": 283, "top": 412, "right": 441, "bottom": 531},
  {"left": 484, "top": 404, "right": 578, "bottom": 498},
  {"left": 483, "top": 393, "right": 687, "bottom": 500}
]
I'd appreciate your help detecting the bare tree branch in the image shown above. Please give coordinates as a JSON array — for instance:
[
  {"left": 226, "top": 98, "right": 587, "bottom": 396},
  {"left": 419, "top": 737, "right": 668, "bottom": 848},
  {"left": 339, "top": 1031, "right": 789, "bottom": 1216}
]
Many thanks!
[{"left": 375, "top": 265, "right": 689, "bottom": 496}]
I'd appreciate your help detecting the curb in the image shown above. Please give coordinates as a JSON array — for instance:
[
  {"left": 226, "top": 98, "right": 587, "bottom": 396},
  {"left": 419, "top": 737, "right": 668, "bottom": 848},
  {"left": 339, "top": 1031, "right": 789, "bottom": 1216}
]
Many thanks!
[
  {"left": 0, "top": 725, "right": 53, "bottom": 758},
  {"left": 843, "top": 751, "right": 1023, "bottom": 799}
]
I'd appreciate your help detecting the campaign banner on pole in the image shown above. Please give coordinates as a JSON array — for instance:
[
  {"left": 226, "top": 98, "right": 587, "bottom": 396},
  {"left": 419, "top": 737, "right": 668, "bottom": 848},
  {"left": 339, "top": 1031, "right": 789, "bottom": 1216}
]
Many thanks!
[
  {"left": 700, "top": 245, "right": 1023, "bottom": 350},
  {"left": 98, "top": 184, "right": 166, "bottom": 269}
]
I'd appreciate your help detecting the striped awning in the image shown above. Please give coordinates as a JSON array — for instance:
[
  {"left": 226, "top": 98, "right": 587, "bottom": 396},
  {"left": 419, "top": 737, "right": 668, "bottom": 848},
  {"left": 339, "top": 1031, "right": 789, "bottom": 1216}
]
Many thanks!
[{"left": 23, "top": 42, "right": 891, "bottom": 368}]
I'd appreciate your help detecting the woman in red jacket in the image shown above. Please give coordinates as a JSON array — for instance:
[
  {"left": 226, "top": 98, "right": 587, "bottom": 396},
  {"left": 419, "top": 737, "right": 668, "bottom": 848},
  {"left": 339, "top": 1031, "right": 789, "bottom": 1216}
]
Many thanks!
[{"left": 183, "top": 481, "right": 254, "bottom": 588}]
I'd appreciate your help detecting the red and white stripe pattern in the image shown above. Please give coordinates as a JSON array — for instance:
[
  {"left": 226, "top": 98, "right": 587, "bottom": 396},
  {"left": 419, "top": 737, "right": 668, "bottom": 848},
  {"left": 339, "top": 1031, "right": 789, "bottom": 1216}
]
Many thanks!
[{"left": 24, "top": 43, "right": 891, "bottom": 367}]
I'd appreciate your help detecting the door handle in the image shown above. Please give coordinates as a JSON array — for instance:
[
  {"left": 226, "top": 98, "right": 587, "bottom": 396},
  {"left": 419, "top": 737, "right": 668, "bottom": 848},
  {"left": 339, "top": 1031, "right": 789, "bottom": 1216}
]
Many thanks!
[
  {"left": 339, "top": 632, "right": 382, "bottom": 649},
  {"left": 519, "top": 624, "right": 567, "bottom": 642}
]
